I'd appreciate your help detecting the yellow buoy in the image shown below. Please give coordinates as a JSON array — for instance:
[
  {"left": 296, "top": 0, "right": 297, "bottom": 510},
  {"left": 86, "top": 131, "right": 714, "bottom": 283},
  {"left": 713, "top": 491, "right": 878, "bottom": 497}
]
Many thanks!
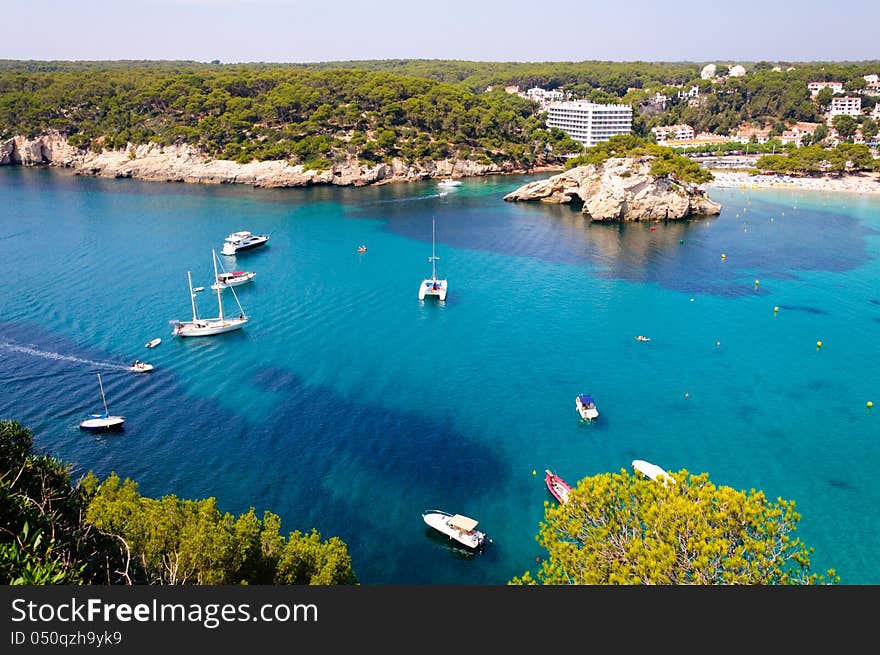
[
  {"left": 774, "top": 306, "right": 779, "bottom": 312},
  {"left": 867, "top": 401, "right": 873, "bottom": 408},
  {"left": 817, "top": 341, "right": 823, "bottom": 348},
  {"left": 754, "top": 279, "right": 760, "bottom": 286},
  {"left": 532, "top": 470, "right": 536, "bottom": 475}
]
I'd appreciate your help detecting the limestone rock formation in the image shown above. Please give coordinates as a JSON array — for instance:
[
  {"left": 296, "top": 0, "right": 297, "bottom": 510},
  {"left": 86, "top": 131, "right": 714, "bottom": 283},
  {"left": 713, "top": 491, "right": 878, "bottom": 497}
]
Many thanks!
[
  {"left": 0, "top": 132, "right": 519, "bottom": 188},
  {"left": 503, "top": 156, "right": 721, "bottom": 221}
]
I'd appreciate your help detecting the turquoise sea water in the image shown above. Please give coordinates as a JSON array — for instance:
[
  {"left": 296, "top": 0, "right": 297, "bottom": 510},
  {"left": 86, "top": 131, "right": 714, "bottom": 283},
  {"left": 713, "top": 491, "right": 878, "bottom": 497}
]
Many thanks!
[{"left": 1, "top": 167, "right": 878, "bottom": 584}]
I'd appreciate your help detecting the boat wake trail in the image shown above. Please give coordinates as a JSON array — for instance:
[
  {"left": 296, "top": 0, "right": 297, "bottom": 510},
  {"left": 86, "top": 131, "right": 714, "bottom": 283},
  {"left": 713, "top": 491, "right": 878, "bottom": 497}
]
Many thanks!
[
  {"left": 370, "top": 191, "right": 448, "bottom": 205},
  {"left": 0, "top": 341, "right": 129, "bottom": 371}
]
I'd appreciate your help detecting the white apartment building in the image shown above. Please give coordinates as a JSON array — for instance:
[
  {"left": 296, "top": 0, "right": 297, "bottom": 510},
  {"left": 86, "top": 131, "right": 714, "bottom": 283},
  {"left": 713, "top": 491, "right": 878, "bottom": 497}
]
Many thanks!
[
  {"left": 872, "top": 104, "right": 880, "bottom": 120},
  {"left": 526, "top": 87, "right": 564, "bottom": 102},
  {"left": 808, "top": 81, "right": 844, "bottom": 97},
  {"left": 864, "top": 74, "right": 879, "bottom": 84},
  {"left": 829, "top": 96, "right": 862, "bottom": 117},
  {"left": 651, "top": 124, "right": 695, "bottom": 142},
  {"left": 546, "top": 101, "right": 633, "bottom": 148}
]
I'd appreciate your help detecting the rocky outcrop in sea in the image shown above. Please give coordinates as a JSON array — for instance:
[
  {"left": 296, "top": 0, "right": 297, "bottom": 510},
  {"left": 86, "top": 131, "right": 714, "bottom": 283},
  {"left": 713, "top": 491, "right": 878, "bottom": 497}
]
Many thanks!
[
  {"left": 0, "top": 132, "right": 529, "bottom": 187},
  {"left": 503, "top": 156, "right": 722, "bottom": 221}
]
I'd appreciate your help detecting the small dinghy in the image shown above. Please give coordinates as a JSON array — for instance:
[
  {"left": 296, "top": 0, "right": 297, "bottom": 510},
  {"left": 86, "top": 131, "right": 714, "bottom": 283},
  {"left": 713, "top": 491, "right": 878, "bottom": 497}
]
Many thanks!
[{"left": 145, "top": 338, "right": 162, "bottom": 348}]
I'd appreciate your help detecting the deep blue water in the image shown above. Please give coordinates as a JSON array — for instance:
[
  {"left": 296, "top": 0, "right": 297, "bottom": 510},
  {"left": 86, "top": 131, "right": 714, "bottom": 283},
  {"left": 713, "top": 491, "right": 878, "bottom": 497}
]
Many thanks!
[{"left": 1, "top": 167, "right": 878, "bottom": 584}]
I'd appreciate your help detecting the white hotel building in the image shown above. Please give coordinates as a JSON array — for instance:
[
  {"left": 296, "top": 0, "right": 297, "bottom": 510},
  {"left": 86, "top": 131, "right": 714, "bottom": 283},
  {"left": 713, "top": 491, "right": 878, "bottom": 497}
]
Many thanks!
[
  {"left": 829, "top": 96, "right": 862, "bottom": 117},
  {"left": 546, "top": 101, "right": 633, "bottom": 148}
]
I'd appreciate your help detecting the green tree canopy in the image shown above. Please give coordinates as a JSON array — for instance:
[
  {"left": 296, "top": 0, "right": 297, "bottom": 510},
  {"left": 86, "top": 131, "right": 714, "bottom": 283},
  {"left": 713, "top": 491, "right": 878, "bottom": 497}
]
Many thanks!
[
  {"left": 0, "top": 420, "right": 128, "bottom": 584},
  {"left": 832, "top": 114, "right": 858, "bottom": 140},
  {"left": 0, "top": 419, "right": 357, "bottom": 586},
  {"left": 815, "top": 86, "right": 834, "bottom": 108},
  {"left": 84, "top": 473, "right": 358, "bottom": 585},
  {"left": 564, "top": 134, "right": 713, "bottom": 184},
  {"left": 511, "top": 468, "right": 837, "bottom": 585}
]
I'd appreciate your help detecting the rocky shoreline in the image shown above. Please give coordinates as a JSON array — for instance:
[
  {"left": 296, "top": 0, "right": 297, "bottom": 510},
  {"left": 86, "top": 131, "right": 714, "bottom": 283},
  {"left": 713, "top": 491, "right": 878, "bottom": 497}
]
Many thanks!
[
  {"left": 503, "top": 156, "right": 722, "bottom": 221},
  {"left": 0, "top": 131, "right": 556, "bottom": 188}
]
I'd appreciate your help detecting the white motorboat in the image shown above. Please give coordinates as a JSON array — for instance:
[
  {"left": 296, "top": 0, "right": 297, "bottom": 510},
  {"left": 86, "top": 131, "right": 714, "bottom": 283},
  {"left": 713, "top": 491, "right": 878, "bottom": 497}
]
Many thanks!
[
  {"left": 418, "top": 219, "right": 447, "bottom": 301},
  {"left": 422, "top": 510, "right": 487, "bottom": 550},
  {"left": 129, "top": 361, "right": 154, "bottom": 373},
  {"left": 632, "top": 459, "right": 676, "bottom": 485},
  {"left": 221, "top": 231, "right": 269, "bottom": 256},
  {"left": 211, "top": 270, "right": 256, "bottom": 290},
  {"left": 171, "top": 250, "right": 248, "bottom": 337},
  {"left": 80, "top": 373, "right": 125, "bottom": 431},
  {"left": 576, "top": 394, "right": 599, "bottom": 421},
  {"left": 437, "top": 178, "right": 462, "bottom": 188},
  {"left": 145, "top": 338, "right": 162, "bottom": 349}
]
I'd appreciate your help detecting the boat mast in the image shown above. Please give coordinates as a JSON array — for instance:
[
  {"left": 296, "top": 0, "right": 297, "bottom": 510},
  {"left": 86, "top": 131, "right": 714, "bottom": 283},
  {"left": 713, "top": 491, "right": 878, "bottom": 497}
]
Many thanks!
[
  {"left": 213, "top": 250, "right": 224, "bottom": 321},
  {"left": 430, "top": 219, "right": 439, "bottom": 280},
  {"left": 97, "top": 373, "right": 109, "bottom": 415},
  {"left": 187, "top": 271, "right": 198, "bottom": 322}
]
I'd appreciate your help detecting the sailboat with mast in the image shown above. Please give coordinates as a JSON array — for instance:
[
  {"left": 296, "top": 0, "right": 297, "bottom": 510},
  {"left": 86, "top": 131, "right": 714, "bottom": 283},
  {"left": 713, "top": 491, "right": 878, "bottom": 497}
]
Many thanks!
[
  {"left": 418, "top": 219, "right": 447, "bottom": 301},
  {"left": 80, "top": 372, "right": 125, "bottom": 431},
  {"left": 171, "top": 249, "right": 249, "bottom": 337}
]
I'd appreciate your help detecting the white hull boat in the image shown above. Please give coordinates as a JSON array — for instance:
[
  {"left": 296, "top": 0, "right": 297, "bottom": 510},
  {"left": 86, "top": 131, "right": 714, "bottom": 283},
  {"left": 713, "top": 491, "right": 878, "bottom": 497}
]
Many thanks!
[
  {"left": 576, "top": 394, "right": 599, "bottom": 421},
  {"left": 211, "top": 270, "right": 256, "bottom": 290},
  {"left": 419, "top": 279, "right": 448, "bottom": 301},
  {"left": 438, "top": 178, "right": 462, "bottom": 188},
  {"left": 145, "top": 338, "right": 162, "bottom": 349},
  {"left": 419, "top": 219, "right": 447, "bottom": 301},
  {"left": 172, "top": 250, "right": 248, "bottom": 338},
  {"left": 422, "top": 510, "right": 487, "bottom": 550},
  {"left": 632, "top": 459, "right": 676, "bottom": 485},
  {"left": 80, "top": 373, "right": 124, "bottom": 431},
  {"left": 130, "top": 362, "right": 154, "bottom": 373},
  {"left": 221, "top": 231, "right": 269, "bottom": 256}
]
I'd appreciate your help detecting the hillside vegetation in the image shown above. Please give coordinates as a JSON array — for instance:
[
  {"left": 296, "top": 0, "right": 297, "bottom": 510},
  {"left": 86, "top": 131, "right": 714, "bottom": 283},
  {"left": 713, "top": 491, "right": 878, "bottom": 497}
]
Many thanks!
[{"left": 1, "top": 59, "right": 877, "bottom": 172}]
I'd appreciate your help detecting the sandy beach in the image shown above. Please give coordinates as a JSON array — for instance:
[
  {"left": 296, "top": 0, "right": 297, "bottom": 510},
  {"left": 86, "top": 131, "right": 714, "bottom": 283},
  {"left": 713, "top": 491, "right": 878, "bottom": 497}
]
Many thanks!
[{"left": 706, "top": 170, "right": 880, "bottom": 195}]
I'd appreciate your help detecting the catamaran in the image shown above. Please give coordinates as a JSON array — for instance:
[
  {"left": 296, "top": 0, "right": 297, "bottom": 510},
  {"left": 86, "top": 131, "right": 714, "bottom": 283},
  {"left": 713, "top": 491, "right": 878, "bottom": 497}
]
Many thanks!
[
  {"left": 171, "top": 250, "right": 248, "bottom": 337},
  {"left": 418, "top": 219, "right": 447, "bottom": 301}
]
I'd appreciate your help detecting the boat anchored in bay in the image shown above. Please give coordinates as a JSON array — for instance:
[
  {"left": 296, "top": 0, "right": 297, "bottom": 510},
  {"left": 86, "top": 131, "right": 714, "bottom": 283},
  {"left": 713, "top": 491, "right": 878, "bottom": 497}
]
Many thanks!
[
  {"left": 544, "top": 469, "right": 572, "bottom": 503},
  {"left": 576, "top": 394, "right": 599, "bottom": 421},
  {"left": 221, "top": 230, "right": 269, "bottom": 256},
  {"left": 80, "top": 372, "right": 125, "bottom": 431},
  {"left": 418, "top": 219, "right": 447, "bottom": 301},
  {"left": 422, "top": 510, "right": 488, "bottom": 550},
  {"left": 171, "top": 250, "right": 249, "bottom": 337}
]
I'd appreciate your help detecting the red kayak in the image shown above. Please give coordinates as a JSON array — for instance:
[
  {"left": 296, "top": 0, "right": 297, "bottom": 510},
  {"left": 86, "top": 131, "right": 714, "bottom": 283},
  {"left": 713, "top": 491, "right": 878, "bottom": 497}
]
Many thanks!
[{"left": 544, "top": 469, "right": 572, "bottom": 503}]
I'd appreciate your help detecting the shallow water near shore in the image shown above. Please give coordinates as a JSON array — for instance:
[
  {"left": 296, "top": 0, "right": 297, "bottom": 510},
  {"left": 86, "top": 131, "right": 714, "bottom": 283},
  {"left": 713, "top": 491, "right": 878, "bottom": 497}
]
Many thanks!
[{"left": 1, "top": 167, "right": 878, "bottom": 584}]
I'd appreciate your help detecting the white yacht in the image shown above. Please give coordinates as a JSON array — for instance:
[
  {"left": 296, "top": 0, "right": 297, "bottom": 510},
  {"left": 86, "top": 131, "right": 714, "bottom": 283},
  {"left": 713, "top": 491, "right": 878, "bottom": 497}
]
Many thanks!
[
  {"left": 437, "top": 178, "right": 462, "bottom": 188},
  {"left": 172, "top": 250, "right": 248, "bottom": 337},
  {"left": 221, "top": 231, "right": 269, "bottom": 256},
  {"left": 422, "top": 510, "right": 487, "bottom": 550},
  {"left": 418, "top": 219, "right": 447, "bottom": 301}
]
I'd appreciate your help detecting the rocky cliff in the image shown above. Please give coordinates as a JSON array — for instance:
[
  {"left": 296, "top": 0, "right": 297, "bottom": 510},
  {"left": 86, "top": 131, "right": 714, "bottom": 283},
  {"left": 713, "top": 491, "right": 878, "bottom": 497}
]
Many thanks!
[
  {"left": 0, "top": 132, "right": 528, "bottom": 187},
  {"left": 503, "top": 156, "right": 722, "bottom": 221}
]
